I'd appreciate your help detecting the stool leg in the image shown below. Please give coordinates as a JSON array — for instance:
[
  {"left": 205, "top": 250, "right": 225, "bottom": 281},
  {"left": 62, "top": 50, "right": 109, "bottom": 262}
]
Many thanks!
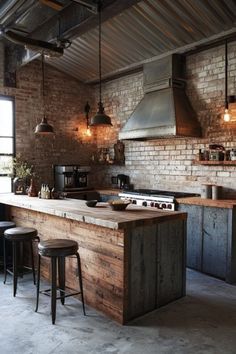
[
  {"left": 51, "top": 257, "right": 57, "bottom": 325},
  {"left": 58, "top": 256, "right": 65, "bottom": 305},
  {"left": 3, "top": 237, "right": 7, "bottom": 284},
  {"left": 30, "top": 241, "right": 36, "bottom": 285},
  {"left": 76, "top": 252, "right": 86, "bottom": 316},
  {"left": 35, "top": 254, "right": 41, "bottom": 312},
  {"left": 12, "top": 241, "right": 18, "bottom": 297}
]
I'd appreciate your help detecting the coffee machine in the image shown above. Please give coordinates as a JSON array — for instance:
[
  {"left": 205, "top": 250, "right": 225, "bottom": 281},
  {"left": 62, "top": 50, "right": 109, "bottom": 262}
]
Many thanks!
[{"left": 54, "top": 165, "right": 91, "bottom": 191}]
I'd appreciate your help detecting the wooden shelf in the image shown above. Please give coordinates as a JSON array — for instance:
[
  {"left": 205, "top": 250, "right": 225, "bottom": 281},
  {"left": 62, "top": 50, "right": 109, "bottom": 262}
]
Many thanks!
[{"left": 193, "top": 160, "right": 236, "bottom": 166}]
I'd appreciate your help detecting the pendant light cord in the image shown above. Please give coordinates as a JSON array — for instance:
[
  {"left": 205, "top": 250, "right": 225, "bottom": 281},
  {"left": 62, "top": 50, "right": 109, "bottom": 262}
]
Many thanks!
[
  {"left": 42, "top": 53, "right": 45, "bottom": 115},
  {"left": 98, "top": 0, "right": 102, "bottom": 104},
  {"left": 225, "top": 40, "right": 228, "bottom": 109}
]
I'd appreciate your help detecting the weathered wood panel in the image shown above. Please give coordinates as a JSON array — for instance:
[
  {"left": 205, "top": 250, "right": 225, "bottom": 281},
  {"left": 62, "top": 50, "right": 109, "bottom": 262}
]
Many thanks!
[
  {"left": 8, "top": 205, "right": 186, "bottom": 324},
  {"left": 178, "top": 204, "right": 203, "bottom": 270},
  {"left": 125, "top": 223, "right": 157, "bottom": 321},
  {"left": 10, "top": 206, "right": 125, "bottom": 323},
  {"left": 157, "top": 219, "right": 186, "bottom": 307},
  {"left": 202, "top": 207, "right": 228, "bottom": 279}
]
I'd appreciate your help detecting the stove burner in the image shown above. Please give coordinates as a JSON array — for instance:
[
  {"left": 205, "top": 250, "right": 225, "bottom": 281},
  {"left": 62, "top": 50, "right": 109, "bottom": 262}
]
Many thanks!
[{"left": 119, "top": 189, "right": 199, "bottom": 211}]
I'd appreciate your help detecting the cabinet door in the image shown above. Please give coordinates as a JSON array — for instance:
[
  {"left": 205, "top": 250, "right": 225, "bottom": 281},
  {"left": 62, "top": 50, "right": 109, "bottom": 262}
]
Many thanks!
[
  {"left": 202, "top": 207, "right": 228, "bottom": 279},
  {"left": 178, "top": 204, "right": 203, "bottom": 270}
]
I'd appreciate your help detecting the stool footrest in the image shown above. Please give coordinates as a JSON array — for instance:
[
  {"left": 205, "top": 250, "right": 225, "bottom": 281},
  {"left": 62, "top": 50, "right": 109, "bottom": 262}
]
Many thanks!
[{"left": 40, "top": 287, "right": 82, "bottom": 300}]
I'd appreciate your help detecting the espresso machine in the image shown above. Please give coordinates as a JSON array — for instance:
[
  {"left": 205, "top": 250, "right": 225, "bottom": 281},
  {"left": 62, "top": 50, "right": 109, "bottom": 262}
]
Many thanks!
[{"left": 54, "top": 165, "right": 91, "bottom": 191}]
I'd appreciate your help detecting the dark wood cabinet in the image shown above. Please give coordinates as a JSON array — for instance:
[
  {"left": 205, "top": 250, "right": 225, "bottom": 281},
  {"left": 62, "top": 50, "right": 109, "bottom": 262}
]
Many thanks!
[{"left": 178, "top": 203, "right": 236, "bottom": 283}]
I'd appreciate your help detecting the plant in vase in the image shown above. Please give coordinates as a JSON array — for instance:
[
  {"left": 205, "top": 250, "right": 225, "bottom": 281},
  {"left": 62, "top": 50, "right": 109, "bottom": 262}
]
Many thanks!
[{"left": 5, "top": 154, "right": 36, "bottom": 195}]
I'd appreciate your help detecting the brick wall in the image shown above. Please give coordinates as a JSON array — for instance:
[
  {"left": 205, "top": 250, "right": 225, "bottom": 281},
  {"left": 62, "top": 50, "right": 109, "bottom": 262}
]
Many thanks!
[
  {"left": 94, "top": 41, "right": 236, "bottom": 197},
  {"left": 0, "top": 59, "right": 97, "bottom": 188}
]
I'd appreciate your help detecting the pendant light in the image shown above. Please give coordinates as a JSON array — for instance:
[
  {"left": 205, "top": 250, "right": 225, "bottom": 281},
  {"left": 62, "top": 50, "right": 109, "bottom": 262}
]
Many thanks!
[
  {"left": 90, "top": 0, "right": 112, "bottom": 126},
  {"left": 223, "top": 40, "right": 231, "bottom": 122},
  {"left": 85, "top": 101, "right": 92, "bottom": 136},
  {"left": 35, "top": 53, "right": 54, "bottom": 134}
]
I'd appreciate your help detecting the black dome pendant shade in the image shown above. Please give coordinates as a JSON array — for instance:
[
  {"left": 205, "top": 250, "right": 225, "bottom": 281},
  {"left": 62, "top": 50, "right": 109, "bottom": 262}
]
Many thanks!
[
  {"left": 35, "top": 115, "right": 54, "bottom": 134},
  {"left": 35, "top": 54, "right": 54, "bottom": 134},
  {"left": 90, "top": 1, "right": 112, "bottom": 127}
]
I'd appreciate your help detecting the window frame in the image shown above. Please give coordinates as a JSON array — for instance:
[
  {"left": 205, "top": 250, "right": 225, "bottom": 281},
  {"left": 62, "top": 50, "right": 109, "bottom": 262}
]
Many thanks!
[{"left": 0, "top": 95, "right": 16, "bottom": 193}]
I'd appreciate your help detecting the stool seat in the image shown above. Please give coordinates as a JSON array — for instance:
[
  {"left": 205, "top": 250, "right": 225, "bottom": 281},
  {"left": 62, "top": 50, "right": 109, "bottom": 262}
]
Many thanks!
[
  {"left": 38, "top": 239, "right": 78, "bottom": 257},
  {"left": 36, "top": 238, "right": 85, "bottom": 324},
  {"left": 0, "top": 221, "right": 16, "bottom": 233},
  {"left": 4, "top": 227, "right": 38, "bottom": 241}
]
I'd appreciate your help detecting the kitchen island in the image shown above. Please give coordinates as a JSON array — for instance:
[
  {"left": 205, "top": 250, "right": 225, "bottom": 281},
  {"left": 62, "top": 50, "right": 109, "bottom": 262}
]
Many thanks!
[{"left": 0, "top": 194, "right": 187, "bottom": 324}]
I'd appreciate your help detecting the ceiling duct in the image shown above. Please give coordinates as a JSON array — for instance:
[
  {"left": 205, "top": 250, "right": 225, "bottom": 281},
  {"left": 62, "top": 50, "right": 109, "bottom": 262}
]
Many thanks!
[
  {"left": 119, "top": 54, "right": 202, "bottom": 140},
  {"left": 2, "top": 29, "right": 64, "bottom": 57}
]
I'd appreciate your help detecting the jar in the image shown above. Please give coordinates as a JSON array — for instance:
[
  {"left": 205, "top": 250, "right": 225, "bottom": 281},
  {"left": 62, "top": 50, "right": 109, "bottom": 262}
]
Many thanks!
[{"left": 201, "top": 184, "right": 212, "bottom": 199}]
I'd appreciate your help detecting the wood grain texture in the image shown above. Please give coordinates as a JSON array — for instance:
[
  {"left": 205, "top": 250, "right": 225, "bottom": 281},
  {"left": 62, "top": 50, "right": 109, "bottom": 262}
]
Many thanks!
[
  {"left": 177, "top": 197, "right": 236, "bottom": 209},
  {"left": 178, "top": 204, "right": 203, "bottom": 270},
  {"left": 0, "top": 194, "right": 186, "bottom": 230},
  {"left": 7, "top": 204, "right": 186, "bottom": 324}
]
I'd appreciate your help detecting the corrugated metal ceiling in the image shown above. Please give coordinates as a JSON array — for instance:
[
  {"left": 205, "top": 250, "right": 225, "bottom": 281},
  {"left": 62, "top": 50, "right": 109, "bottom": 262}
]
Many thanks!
[{"left": 47, "top": 0, "right": 236, "bottom": 83}]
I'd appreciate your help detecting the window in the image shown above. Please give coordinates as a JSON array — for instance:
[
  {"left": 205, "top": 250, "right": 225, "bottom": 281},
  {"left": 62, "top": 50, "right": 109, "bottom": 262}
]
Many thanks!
[{"left": 0, "top": 96, "right": 15, "bottom": 193}]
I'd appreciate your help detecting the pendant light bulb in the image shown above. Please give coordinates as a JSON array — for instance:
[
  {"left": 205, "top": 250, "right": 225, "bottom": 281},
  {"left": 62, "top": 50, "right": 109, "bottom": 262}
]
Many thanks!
[
  {"left": 223, "top": 108, "right": 231, "bottom": 122},
  {"left": 86, "top": 127, "right": 92, "bottom": 136}
]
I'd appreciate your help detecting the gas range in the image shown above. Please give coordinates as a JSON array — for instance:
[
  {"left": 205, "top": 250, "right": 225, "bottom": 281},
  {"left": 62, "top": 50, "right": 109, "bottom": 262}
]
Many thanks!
[{"left": 119, "top": 189, "right": 198, "bottom": 211}]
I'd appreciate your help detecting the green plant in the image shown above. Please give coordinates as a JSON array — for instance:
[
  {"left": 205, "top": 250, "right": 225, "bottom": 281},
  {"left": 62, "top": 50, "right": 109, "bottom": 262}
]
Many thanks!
[{"left": 5, "top": 154, "right": 35, "bottom": 179}]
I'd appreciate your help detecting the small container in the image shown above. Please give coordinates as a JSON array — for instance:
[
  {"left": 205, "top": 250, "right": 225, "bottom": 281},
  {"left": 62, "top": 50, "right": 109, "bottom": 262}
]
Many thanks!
[
  {"left": 212, "top": 185, "right": 221, "bottom": 200},
  {"left": 201, "top": 184, "right": 212, "bottom": 199}
]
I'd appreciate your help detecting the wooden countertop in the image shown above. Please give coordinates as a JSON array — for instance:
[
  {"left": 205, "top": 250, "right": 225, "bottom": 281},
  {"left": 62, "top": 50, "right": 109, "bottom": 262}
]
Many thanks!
[
  {"left": 177, "top": 196, "right": 236, "bottom": 209},
  {"left": 0, "top": 193, "right": 186, "bottom": 230}
]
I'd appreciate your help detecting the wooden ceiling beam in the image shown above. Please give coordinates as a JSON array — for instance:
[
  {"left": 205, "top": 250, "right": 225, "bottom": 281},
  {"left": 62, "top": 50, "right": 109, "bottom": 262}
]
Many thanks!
[{"left": 39, "top": 0, "right": 64, "bottom": 11}]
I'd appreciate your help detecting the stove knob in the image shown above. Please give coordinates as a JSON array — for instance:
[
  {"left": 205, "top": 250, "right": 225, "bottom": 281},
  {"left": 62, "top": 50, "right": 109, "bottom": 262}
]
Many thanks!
[
  {"left": 132, "top": 199, "right": 137, "bottom": 204},
  {"left": 150, "top": 202, "right": 155, "bottom": 207},
  {"left": 154, "top": 203, "right": 159, "bottom": 208},
  {"left": 167, "top": 204, "right": 172, "bottom": 209},
  {"left": 162, "top": 203, "right": 166, "bottom": 209},
  {"left": 142, "top": 201, "right": 147, "bottom": 207}
]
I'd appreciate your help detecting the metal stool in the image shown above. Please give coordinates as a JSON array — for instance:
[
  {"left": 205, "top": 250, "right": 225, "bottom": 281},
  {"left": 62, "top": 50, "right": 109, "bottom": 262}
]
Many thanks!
[
  {"left": 4, "top": 227, "right": 39, "bottom": 296},
  {"left": 35, "top": 239, "right": 86, "bottom": 324},
  {"left": 0, "top": 221, "right": 16, "bottom": 269}
]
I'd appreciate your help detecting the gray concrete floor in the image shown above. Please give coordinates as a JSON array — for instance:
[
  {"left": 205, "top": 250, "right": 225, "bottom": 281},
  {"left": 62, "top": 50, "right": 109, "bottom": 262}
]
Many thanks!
[{"left": 0, "top": 269, "right": 236, "bottom": 354}]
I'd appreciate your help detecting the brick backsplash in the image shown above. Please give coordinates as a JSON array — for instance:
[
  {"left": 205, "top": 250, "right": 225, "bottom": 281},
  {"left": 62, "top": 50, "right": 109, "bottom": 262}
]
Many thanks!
[{"left": 94, "top": 42, "right": 236, "bottom": 197}]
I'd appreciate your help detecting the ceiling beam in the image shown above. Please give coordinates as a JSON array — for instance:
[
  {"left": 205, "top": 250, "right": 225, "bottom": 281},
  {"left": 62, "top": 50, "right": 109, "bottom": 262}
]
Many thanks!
[
  {"left": 30, "top": 0, "right": 141, "bottom": 42},
  {"left": 39, "top": 0, "right": 64, "bottom": 11}
]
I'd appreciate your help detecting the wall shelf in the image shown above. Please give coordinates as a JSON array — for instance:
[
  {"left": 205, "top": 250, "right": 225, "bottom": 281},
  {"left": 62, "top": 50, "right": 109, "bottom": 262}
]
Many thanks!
[{"left": 193, "top": 160, "right": 236, "bottom": 166}]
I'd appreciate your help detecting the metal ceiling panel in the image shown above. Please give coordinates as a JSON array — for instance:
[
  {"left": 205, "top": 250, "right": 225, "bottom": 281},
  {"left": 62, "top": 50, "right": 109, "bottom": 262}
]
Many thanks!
[{"left": 47, "top": 0, "right": 236, "bottom": 82}]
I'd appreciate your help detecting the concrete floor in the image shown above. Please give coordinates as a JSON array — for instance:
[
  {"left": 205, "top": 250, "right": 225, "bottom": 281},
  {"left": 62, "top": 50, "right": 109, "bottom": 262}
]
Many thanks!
[{"left": 0, "top": 269, "right": 235, "bottom": 354}]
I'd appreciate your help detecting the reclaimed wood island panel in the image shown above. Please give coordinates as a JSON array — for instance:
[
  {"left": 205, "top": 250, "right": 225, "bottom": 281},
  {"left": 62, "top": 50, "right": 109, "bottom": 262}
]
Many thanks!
[{"left": 0, "top": 194, "right": 187, "bottom": 324}]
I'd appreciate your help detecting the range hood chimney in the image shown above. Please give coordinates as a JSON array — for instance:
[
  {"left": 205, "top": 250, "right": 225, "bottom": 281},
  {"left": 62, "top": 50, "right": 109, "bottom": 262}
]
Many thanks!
[{"left": 119, "top": 54, "right": 201, "bottom": 140}]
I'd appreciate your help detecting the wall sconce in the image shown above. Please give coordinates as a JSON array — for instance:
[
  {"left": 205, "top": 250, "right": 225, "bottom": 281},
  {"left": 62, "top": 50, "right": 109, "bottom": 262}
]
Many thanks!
[{"left": 85, "top": 102, "right": 92, "bottom": 136}]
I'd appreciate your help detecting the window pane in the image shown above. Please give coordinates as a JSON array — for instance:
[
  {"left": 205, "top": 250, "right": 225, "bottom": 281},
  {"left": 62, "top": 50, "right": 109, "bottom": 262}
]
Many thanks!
[
  {"left": 0, "top": 100, "right": 13, "bottom": 137},
  {"left": 0, "top": 156, "right": 13, "bottom": 174},
  {"left": 0, "top": 138, "right": 13, "bottom": 154},
  {"left": 0, "top": 177, "right": 12, "bottom": 193}
]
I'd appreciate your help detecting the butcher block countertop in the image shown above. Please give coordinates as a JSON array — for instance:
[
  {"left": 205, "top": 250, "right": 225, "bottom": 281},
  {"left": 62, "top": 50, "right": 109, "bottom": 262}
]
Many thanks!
[
  {"left": 0, "top": 193, "right": 186, "bottom": 230},
  {"left": 177, "top": 196, "right": 236, "bottom": 209}
]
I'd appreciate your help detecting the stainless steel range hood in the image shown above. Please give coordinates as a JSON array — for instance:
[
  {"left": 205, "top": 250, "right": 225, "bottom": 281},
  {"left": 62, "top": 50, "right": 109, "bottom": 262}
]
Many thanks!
[{"left": 119, "top": 55, "right": 201, "bottom": 140}]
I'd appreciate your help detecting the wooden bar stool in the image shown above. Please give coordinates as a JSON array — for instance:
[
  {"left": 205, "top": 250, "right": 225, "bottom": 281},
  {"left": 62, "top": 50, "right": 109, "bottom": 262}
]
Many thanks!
[
  {"left": 3, "top": 227, "right": 39, "bottom": 296},
  {"left": 0, "top": 221, "right": 16, "bottom": 269},
  {"left": 35, "top": 239, "right": 86, "bottom": 324}
]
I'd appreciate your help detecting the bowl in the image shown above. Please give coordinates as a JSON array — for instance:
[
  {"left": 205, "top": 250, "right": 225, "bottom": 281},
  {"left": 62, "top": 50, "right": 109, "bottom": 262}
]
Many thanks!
[
  {"left": 108, "top": 199, "right": 130, "bottom": 211},
  {"left": 86, "top": 200, "right": 98, "bottom": 207}
]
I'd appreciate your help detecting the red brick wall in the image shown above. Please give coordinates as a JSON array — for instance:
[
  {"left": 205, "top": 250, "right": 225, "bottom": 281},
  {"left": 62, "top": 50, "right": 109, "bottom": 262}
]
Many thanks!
[
  {"left": 0, "top": 59, "right": 97, "bottom": 188},
  {"left": 94, "top": 42, "right": 236, "bottom": 196}
]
